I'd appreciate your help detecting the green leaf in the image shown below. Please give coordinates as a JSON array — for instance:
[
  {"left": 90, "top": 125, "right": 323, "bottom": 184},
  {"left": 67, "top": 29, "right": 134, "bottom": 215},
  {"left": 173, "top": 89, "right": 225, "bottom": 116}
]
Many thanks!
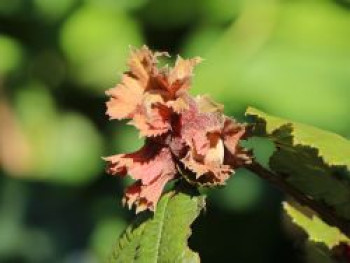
[
  {"left": 109, "top": 190, "right": 205, "bottom": 262},
  {"left": 305, "top": 242, "right": 337, "bottom": 263},
  {"left": 284, "top": 202, "right": 350, "bottom": 249},
  {"left": 246, "top": 107, "right": 350, "bottom": 169},
  {"left": 246, "top": 107, "right": 350, "bottom": 222}
]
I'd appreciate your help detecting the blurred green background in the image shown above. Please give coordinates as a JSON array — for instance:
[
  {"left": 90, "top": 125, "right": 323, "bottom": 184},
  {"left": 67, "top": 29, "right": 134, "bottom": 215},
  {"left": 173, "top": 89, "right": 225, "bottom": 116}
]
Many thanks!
[{"left": 0, "top": 0, "right": 349, "bottom": 262}]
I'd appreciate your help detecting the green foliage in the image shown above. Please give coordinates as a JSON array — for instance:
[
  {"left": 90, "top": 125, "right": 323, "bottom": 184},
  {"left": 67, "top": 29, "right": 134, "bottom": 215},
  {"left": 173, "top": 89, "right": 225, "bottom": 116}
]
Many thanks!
[
  {"left": 193, "top": 0, "right": 350, "bottom": 134},
  {"left": 0, "top": 35, "right": 23, "bottom": 76},
  {"left": 246, "top": 107, "right": 350, "bottom": 221},
  {"left": 246, "top": 107, "right": 350, "bottom": 169},
  {"left": 90, "top": 217, "right": 127, "bottom": 261},
  {"left": 33, "top": 0, "right": 77, "bottom": 21},
  {"left": 140, "top": 0, "right": 200, "bottom": 29},
  {"left": 60, "top": 3, "right": 142, "bottom": 90},
  {"left": 2, "top": 0, "right": 350, "bottom": 261},
  {"left": 0, "top": 180, "right": 54, "bottom": 261},
  {"left": 284, "top": 202, "right": 350, "bottom": 249},
  {"left": 14, "top": 84, "right": 103, "bottom": 184},
  {"left": 109, "top": 190, "right": 205, "bottom": 263},
  {"left": 210, "top": 169, "right": 264, "bottom": 213},
  {"left": 305, "top": 242, "right": 337, "bottom": 263},
  {"left": 0, "top": 0, "right": 21, "bottom": 16}
]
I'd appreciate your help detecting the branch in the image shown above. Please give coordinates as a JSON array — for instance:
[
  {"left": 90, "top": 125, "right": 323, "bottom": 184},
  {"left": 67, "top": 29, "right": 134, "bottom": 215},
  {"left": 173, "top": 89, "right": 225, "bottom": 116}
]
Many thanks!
[{"left": 246, "top": 161, "right": 350, "bottom": 238}]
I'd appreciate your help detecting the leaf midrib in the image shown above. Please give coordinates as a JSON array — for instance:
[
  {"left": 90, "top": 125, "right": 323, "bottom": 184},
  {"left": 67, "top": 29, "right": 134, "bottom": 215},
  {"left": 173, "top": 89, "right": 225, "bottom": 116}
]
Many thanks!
[{"left": 153, "top": 194, "right": 170, "bottom": 263}]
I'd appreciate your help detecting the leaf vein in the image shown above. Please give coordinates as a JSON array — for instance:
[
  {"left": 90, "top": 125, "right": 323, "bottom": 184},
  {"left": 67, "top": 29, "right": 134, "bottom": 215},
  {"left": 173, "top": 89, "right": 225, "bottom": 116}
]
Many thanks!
[{"left": 154, "top": 195, "right": 170, "bottom": 263}]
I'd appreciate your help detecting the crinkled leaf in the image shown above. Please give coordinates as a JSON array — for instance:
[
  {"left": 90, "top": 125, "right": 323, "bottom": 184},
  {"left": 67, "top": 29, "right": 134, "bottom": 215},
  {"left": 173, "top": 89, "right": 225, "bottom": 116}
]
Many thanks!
[
  {"left": 246, "top": 107, "right": 350, "bottom": 222},
  {"left": 105, "top": 144, "right": 177, "bottom": 212},
  {"left": 105, "top": 46, "right": 250, "bottom": 212},
  {"left": 109, "top": 191, "right": 205, "bottom": 263},
  {"left": 105, "top": 75, "right": 144, "bottom": 120},
  {"left": 284, "top": 202, "right": 350, "bottom": 249}
]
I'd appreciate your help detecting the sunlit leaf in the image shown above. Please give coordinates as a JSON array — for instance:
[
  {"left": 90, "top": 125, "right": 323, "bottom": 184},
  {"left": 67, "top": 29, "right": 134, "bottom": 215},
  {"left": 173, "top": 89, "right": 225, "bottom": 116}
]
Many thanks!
[
  {"left": 247, "top": 107, "right": 350, "bottom": 169},
  {"left": 284, "top": 202, "right": 350, "bottom": 249},
  {"left": 110, "top": 190, "right": 205, "bottom": 262},
  {"left": 246, "top": 107, "right": 350, "bottom": 221}
]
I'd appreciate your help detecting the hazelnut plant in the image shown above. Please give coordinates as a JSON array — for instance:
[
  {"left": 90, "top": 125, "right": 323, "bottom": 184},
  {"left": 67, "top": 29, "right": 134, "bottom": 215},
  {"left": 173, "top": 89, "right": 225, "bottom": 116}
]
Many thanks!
[{"left": 104, "top": 46, "right": 350, "bottom": 262}]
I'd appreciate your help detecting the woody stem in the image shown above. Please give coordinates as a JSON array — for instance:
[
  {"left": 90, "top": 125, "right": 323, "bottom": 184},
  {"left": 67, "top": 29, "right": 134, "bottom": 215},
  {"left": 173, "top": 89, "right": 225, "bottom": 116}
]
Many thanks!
[{"left": 246, "top": 160, "right": 350, "bottom": 238}]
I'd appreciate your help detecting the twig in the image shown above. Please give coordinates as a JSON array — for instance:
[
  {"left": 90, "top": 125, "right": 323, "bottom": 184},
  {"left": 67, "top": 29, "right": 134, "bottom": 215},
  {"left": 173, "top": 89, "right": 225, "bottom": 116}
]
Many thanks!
[{"left": 246, "top": 161, "right": 350, "bottom": 238}]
